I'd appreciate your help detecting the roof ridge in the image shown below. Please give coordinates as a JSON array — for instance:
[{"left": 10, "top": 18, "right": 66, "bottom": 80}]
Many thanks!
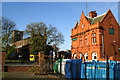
[
  {"left": 86, "top": 12, "right": 106, "bottom": 25},
  {"left": 94, "top": 13, "right": 106, "bottom": 19},
  {"left": 86, "top": 13, "right": 106, "bottom": 19}
]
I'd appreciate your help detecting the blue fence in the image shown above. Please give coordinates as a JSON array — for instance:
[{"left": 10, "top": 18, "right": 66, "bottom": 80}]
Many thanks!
[
  {"left": 65, "top": 60, "right": 72, "bottom": 79},
  {"left": 65, "top": 60, "right": 120, "bottom": 79},
  {"left": 65, "top": 59, "right": 82, "bottom": 79}
]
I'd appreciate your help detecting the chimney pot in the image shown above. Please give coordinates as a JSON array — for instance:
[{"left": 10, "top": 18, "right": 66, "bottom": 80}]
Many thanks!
[{"left": 89, "top": 11, "right": 97, "bottom": 18}]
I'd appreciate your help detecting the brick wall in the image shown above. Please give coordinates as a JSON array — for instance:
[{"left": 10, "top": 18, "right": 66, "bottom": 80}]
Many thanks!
[
  {"left": 71, "top": 9, "right": 120, "bottom": 61},
  {"left": 5, "top": 66, "right": 32, "bottom": 72},
  {"left": 2, "top": 51, "right": 6, "bottom": 72},
  {"left": 100, "top": 10, "right": 120, "bottom": 61}
]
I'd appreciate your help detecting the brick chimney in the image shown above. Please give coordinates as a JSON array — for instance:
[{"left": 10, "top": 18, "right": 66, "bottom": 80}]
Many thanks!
[{"left": 89, "top": 11, "right": 97, "bottom": 18}]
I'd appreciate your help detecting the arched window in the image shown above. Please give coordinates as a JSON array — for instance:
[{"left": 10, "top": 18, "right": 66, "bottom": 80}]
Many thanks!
[
  {"left": 92, "top": 52, "right": 97, "bottom": 60},
  {"left": 74, "top": 53, "right": 77, "bottom": 59},
  {"left": 85, "top": 53, "right": 88, "bottom": 61},
  {"left": 80, "top": 53, "right": 83, "bottom": 59}
]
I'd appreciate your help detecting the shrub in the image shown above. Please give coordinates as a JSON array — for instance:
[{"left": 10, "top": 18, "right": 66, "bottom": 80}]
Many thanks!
[{"left": 28, "top": 60, "right": 50, "bottom": 75}]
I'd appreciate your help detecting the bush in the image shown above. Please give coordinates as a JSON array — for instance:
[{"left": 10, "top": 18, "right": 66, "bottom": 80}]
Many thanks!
[{"left": 28, "top": 60, "right": 50, "bottom": 75}]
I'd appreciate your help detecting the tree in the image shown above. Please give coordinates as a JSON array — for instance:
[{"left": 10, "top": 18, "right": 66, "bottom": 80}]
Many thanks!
[
  {"left": 25, "top": 22, "right": 64, "bottom": 54},
  {"left": 5, "top": 45, "right": 16, "bottom": 60},
  {"left": 2, "top": 17, "right": 16, "bottom": 51}
]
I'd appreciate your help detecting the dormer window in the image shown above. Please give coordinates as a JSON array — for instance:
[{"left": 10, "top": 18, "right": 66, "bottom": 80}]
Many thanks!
[{"left": 82, "top": 24, "right": 84, "bottom": 28}]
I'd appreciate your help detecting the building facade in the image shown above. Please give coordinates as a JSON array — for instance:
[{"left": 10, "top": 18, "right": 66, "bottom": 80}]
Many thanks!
[
  {"left": 12, "top": 30, "right": 23, "bottom": 43},
  {"left": 71, "top": 9, "right": 120, "bottom": 61},
  {"left": 11, "top": 30, "right": 31, "bottom": 61}
]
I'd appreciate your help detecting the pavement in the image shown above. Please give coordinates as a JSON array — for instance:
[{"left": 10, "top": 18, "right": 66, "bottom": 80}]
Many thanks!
[{"left": 1, "top": 72, "right": 67, "bottom": 80}]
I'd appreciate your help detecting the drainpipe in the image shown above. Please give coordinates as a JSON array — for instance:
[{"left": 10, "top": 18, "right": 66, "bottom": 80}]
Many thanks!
[{"left": 102, "top": 28, "right": 105, "bottom": 60}]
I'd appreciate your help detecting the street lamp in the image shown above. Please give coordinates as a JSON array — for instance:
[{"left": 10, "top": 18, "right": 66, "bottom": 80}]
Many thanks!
[
  {"left": 113, "top": 41, "right": 120, "bottom": 51},
  {"left": 113, "top": 41, "right": 120, "bottom": 46},
  {"left": 113, "top": 41, "right": 120, "bottom": 60}
]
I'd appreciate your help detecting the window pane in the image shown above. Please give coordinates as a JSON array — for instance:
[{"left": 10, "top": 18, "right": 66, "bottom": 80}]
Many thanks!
[
  {"left": 85, "top": 39, "right": 88, "bottom": 45},
  {"left": 92, "top": 38, "right": 94, "bottom": 44},
  {"left": 80, "top": 37, "right": 82, "bottom": 40},
  {"left": 109, "top": 28, "right": 114, "bottom": 35},
  {"left": 86, "top": 56, "right": 88, "bottom": 59},
  {"left": 92, "top": 52, "right": 97, "bottom": 60},
  {"left": 82, "top": 24, "right": 84, "bottom": 28},
  {"left": 94, "top": 33, "right": 96, "bottom": 36},
  {"left": 94, "top": 37, "right": 96, "bottom": 44},
  {"left": 94, "top": 56, "right": 97, "bottom": 59},
  {"left": 86, "top": 39, "right": 88, "bottom": 45},
  {"left": 80, "top": 41, "right": 82, "bottom": 46},
  {"left": 85, "top": 35, "right": 87, "bottom": 38},
  {"left": 80, "top": 53, "right": 82, "bottom": 59}
]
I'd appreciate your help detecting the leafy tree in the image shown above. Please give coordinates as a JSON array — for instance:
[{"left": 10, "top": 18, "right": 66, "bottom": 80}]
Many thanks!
[
  {"left": 2, "top": 17, "right": 17, "bottom": 59},
  {"left": 5, "top": 45, "right": 16, "bottom": 60},
  {"left": 25, "top": 22, "right": 64, "bottom": 54},
  {"left": 2, "top": 17, "right": 16, "bottom": 51}
]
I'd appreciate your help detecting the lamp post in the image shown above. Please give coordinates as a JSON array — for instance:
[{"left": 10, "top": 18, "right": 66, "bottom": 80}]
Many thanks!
[
  {"left": 113, "top": 41, "right": 119, "bottom": 78},
  {"left": 112, "top": 41, "right": 120, "bottom": 61}
]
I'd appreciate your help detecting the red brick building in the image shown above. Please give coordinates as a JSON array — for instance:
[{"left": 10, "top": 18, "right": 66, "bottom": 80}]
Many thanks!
[
  {"left": 71, "top": 9, "right": 120, "bottom": 61},
  {"left": 11, "top": 30, "right": 31, "bottom": 61}
]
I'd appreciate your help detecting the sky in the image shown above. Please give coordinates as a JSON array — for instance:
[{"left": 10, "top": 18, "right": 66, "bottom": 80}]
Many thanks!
[{"left": 2, "top": 2, "right": 119, "bottom": 51}]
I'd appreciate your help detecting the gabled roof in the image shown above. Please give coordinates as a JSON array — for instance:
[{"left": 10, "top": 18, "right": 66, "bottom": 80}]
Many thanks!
[{"left": 86, "top": 13, "right": 106, "bottom": 25}]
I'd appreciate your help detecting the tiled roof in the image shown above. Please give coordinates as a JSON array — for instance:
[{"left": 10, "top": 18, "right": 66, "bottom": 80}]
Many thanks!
[
  {"left": 11, "top": 38, "right": 30, "bottom": 47},
  {"left": 86, "top": 13, "right": 106, "bottom": 25}
]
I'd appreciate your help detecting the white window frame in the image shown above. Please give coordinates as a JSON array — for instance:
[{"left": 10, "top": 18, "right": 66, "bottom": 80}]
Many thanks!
[
  {"left": 92, "top": 52, "right": 97, "bottom": 60},
  {"left": 80, "top": 53, "right": 83, "bottom": 59},
  {"left": 92, "top": 33, "right": 97, "bottom": 44},
  {"left": 74, "top": 54, "right": 77, "bottom": 59},
  {"left": 94, "top": 33, "right": 96, "bottom": 44},
  {"left": 92, "top": 37, "right": 94, "bottom": 44},
  {"left": 94, "top": 37, "right": 96, "bottom": 44},
  {"left": 85, "top": 53, "right": 88, "bottom": 61},
  {"left": 82, "top": 24, "right": 84, "bottom": 28},
  {"left": 84, "top": 36, "right": 88, "bottom": 45}
]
